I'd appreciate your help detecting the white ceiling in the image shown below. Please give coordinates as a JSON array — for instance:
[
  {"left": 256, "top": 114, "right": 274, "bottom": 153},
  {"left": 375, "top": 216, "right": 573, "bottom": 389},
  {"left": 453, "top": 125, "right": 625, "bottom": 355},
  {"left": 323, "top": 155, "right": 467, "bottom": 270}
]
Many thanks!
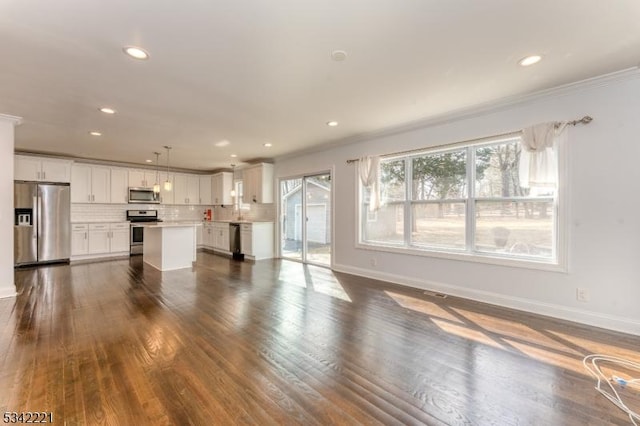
[{"left": 1, "top": 0, "right": 639, "bottom": 170}]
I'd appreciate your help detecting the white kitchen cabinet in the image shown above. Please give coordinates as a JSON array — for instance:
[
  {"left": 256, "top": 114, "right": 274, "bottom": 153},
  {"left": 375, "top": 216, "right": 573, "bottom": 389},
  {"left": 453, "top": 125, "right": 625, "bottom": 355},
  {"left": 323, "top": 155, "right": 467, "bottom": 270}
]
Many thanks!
[
  {"left": 74, "top": 223, "right": 129, "bottom": 257},
  {"left": 212, "top": 172, "right": 233, "bottom": 205},
  {"left": 239, "top": 222, "right": 274, "bottom": 260},
  {"left": 199, "top": 175, "right": 212, "bottom": 205},
  {"left": 110, "top": 168, "right": 129, "bottom": 204},
  {"left": 15, "top": 155, "right": 71, "bottom": 183},
  {"left": 173, "top": 174, "right": 188, "bottom": 205},
  {"left": 188, "top": 175, "right": 200, "bottom": 205},
  {"left": 110, "top": 223, "right": 130, "bottom": 252},
  {"left": 242, "top": 163, "right": 274, "bottom": 203},
  {"left": 71, "top": 164, "right": 110, "bottom": 203},
  {"left": 88, "top": 224, "right": 110, "bottom": 254},
  {"left": 71, "top": 224, "right": 89, "bottom": 256},
  {"left": 128, "top": 169, "right": 157, "bottom": 188},
  {"left": 174, "top": 173, "right": 200, "bottom": 205},
  {"left": 202, "top": 223, "right": 215, "bottom": 248},
  {"left": 213, "top": 222, "right": 230, "bottom": 252}
]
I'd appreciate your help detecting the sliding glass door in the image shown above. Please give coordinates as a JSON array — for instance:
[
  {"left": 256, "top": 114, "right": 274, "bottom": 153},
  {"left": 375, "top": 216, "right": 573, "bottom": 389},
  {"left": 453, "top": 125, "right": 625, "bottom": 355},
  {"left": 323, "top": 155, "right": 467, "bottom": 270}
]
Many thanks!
[{"left": 280, "top": 172, "right": 332, "bottom": 266}]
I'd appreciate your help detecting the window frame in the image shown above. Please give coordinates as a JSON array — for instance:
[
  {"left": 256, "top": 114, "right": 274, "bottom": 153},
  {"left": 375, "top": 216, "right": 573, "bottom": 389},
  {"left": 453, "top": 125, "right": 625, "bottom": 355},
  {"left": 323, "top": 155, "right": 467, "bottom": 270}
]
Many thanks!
[{"left": 356, "top": 135, "right": 568, "bottom": 272}]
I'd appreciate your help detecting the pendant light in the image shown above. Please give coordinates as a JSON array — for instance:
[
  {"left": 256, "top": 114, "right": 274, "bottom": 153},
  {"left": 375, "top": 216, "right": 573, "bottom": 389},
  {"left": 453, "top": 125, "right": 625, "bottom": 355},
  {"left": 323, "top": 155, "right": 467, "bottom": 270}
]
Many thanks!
[
  {"left": 164, "top": 146, "right": 173, "bottom": 191},
  {"left": 153, "top": 151, "right": 161, "bottom": 194}
]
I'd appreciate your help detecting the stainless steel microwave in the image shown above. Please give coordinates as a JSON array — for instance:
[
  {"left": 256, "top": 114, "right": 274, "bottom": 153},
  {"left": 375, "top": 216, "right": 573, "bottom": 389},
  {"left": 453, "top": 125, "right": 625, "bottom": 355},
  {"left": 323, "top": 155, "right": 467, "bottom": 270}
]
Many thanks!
[{"left": 128, "top": 187, "right": 160, "bottom": 204}]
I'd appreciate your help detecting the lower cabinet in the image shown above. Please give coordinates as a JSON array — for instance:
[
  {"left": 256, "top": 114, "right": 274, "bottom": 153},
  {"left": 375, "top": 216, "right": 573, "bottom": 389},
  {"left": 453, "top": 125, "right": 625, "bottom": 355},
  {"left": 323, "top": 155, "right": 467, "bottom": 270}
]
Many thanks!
[
  {"left": 202, "top": 223, "right": 214, "bottom": 248},
  {"left": 239, "top": 222, "right": 274, "bottom": 260},
  {"left": 72, "top": 222, "right": 130, "bottom": 259},
  {"left": 212, "top": 222, "right": 230, "bottom": 253}
]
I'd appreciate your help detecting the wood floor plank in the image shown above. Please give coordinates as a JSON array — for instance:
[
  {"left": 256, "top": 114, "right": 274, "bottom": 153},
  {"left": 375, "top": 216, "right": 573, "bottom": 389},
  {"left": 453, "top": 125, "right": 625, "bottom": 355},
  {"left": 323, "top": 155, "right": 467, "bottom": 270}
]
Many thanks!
[{"left": 1, "top": 253, "right": 639, "bottom": 425}]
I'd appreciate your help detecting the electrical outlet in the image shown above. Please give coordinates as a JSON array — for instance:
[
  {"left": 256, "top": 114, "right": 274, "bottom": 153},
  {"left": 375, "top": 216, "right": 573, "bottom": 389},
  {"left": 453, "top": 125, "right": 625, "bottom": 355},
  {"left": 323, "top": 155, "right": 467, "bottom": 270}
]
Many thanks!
[
  {"left": 370, "top": 258, "right": 377, "bottom": 267},
  {"left": 576, "top": 288, "right": 590, "bottom": 302}
]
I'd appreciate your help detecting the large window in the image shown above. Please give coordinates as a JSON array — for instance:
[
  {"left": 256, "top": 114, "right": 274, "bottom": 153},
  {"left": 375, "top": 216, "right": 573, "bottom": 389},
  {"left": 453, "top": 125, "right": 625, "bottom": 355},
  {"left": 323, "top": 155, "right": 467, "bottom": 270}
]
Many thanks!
[{"left": 359, "top": 136, "right": 561, "bottom": 266}]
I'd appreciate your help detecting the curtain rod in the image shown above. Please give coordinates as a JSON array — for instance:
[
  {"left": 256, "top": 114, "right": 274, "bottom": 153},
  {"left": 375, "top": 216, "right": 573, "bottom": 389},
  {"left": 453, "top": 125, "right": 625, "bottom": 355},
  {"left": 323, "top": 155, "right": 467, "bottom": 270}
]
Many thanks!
[{"left": 346, "top": 115, "right": 593, "bottom": 164}]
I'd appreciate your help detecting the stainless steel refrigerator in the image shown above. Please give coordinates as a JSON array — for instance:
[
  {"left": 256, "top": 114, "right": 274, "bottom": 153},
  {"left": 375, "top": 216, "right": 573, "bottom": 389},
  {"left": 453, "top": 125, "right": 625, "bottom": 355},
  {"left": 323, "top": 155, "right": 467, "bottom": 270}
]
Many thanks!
[{"left": 14, "top": 182, "right": 71, "bottom": 266}]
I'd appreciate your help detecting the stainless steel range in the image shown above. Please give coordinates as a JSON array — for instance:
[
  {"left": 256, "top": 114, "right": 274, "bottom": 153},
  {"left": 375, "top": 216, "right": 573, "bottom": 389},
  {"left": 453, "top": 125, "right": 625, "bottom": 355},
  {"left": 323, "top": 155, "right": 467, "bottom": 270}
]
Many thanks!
[{"left": 126, "top": 210, "right": 161, "bottom": 255}]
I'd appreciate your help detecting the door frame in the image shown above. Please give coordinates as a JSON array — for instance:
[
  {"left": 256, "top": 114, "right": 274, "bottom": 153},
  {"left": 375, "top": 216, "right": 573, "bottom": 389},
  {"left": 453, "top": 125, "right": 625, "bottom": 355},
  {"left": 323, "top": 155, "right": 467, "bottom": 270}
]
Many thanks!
[{"left": 277, "top": 168, "right": 334, "bottom": 268}]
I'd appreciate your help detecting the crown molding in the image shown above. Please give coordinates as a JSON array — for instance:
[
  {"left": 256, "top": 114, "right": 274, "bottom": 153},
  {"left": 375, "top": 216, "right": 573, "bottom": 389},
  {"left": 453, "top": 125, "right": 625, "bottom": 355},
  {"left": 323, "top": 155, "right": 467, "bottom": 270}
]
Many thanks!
[
  {"left": 275, "top": 67, "right": 640, "bottom": 163},
  {"left": 0, "top": 113, "right": 23, "bottom": 126}
]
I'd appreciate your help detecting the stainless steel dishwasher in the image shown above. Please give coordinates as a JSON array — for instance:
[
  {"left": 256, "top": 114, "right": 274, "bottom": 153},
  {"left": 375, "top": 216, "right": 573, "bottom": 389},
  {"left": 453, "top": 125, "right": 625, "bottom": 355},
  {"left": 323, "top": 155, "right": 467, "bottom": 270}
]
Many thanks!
[{"left": 229, "top": 223, "right": 244, "bottom": 260}]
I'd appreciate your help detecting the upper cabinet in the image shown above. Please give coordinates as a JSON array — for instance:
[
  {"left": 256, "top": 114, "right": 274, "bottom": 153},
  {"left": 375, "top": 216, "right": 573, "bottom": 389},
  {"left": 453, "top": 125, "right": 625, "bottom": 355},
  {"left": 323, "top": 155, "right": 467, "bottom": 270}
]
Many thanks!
[
  {"left": 128, "top": 169, "right": 158, "bottom": 188},
  {"left": 199, "top": 175, "right": 212, "bottom": 205},
  {"left": 71, "top": 164, "right": 110, "bottom": 203},
  {"left": 242, "top": 163, "right": 274, "bottom": 203},
  {"left": 15, "top": 155, "right": 71, "bottom": 183},
  {"left": 173, "top": 174, "right": 199, "bottom": 205},
  {"left": 212, "top": 172, "right": 233, "bottom": 205},
  {"left": 110, "top": 168, "right": 129, "bottom": 204}
]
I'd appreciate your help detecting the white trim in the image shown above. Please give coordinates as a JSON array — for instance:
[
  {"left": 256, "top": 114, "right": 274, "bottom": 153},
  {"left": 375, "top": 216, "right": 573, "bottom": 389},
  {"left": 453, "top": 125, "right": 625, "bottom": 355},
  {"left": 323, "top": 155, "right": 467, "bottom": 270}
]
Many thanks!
[
  {"left": 0, "top": 288, "right": 17, "bottom": 299},
  {"left": 355, "top": 242, "right": 566, "bottom": 273},
  {"left": 332, "top": 263, "right": 640, "bottom": 336},
  {"left": 275, "top": 67, "right": 640, "bottom": 163},
  {"left": 71, "top": 252, "right": 129, "bottom": 262},
  {"left": 0, "top": 113, "right": 22, "bottom": 125}
]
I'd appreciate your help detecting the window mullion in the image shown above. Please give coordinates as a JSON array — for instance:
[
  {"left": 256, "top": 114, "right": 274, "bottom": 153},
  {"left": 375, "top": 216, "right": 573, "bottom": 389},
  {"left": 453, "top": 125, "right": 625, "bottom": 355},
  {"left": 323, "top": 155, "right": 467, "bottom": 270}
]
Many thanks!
[
  {"left": 466, "top": 146, "right": 475, "bottom": 253},
  {"left": 405, "top": 158, "right": 412, "bottom": 248}
]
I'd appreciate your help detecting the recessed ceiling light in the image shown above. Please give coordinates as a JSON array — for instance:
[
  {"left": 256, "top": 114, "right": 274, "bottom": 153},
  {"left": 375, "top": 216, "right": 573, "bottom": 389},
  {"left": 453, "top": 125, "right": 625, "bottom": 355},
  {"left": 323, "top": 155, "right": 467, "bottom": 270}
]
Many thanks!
[
  {"left": 145, "top": 159, "right": 153, "bottom": 163},
  {"left": 230, "top": 154, "right": 238, "bottom": 158},
  {"left": 89, "top": 131, "right": 102, "bottom": 136},
  {"left": 99, "top": 107, "right": 116, "bottom": 114},
  {"left": 215, "top": 140, "right": 230, "bottom": 147},
  {"left": 518, "top": 55, "right": 542, "bottom": 67},
  {"left": 123, "top": 46, "right": 150, "bottom": 60},
  {"left": 326, "top": 121, "right": 339, "bottom": 127},
  {"left": 263, "top": 143, "right": 272, "bottom": 147},
  {"left": 331, "top": 50, "right": 348, "bottom": 62}
]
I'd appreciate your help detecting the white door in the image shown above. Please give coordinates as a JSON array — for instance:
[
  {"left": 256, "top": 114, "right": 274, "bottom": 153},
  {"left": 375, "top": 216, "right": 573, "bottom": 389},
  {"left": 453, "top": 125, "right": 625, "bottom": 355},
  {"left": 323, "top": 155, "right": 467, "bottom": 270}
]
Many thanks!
[
  {"left": 71, "top": 230, "right": 89, "bottom": 256},
  {"left": 128, "top": 170, "right": 146, "bottom": 187},
  {"left": 110, "top": 168, "right": 129, "bottom": 204},
  {"left": 71, "top": 164, "right": 92, "bottom": 203},
  {"left": 187, "top": 175, "right": 200, "bottom": 205},
  {"left": 110, "top": 224, "right": 130, "bottom": 252},
  {"left": 41, "top": 159, "right": 71, "bottom": 182},
  {"left": 306, "top": 204, "right": 327, "bottom": 244},
  {"left": 88, "top": 228, "right": 110, "bottom": 254},
  {"left": 199, "top": 176, "right": 212, "bottom": 205},
  {"left": 173, "top": 174, "right": 188, "bottom": 205},
  {"left": 91, "top": 166, "right": 111, "bottom": 203},
  {"left": 14, "top": 156, "right": 41, "bottom": 181}
]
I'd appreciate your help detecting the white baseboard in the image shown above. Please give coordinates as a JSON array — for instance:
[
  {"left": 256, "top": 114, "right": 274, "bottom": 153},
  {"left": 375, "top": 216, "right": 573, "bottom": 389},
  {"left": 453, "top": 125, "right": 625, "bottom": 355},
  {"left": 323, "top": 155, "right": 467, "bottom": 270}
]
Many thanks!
[
  {"left": 332, "top": 263, "right": 640, "bottom": 337},
  {"left": 0, "top": 287, "right": 17, "bottom": 299}
]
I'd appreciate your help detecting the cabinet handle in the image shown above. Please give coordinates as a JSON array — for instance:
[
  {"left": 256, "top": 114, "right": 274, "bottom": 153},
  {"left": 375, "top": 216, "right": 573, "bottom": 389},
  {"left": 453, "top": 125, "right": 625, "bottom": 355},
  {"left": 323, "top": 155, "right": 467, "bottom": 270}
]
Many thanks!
[
  {"left": 92, "top": 194, "right": 95, "bottom": 202},
  {"left": 84, "top": 232, "right": 87, "bottom": 240},
  {"left": 88, "top": 194, "right": 91, "bottom": 202},
  {"left": 43, "top": 171, "right": 46, "bottom": 180}
]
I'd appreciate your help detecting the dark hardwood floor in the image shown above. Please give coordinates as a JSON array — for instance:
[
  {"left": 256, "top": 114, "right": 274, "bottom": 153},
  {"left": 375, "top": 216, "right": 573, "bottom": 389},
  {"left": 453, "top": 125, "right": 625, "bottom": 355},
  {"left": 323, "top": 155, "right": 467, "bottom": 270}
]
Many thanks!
[{"left": 1, "top": 253, "right": 639, "bottom": 425}]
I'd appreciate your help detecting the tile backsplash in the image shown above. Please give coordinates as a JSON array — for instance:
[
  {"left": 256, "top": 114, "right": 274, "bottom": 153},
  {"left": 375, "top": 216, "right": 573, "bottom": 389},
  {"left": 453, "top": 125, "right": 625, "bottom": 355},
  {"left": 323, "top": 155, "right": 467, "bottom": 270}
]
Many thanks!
[
  {"left": 213, "top": 203, "right": 276, "bottom": 222},
  {"left": 71, "top": 203, "right": 276, "bottom": 223}
]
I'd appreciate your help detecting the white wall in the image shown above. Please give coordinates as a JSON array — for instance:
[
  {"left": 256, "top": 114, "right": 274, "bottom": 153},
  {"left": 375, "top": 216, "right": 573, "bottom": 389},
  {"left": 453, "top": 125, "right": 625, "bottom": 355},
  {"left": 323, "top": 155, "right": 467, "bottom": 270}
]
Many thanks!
[
  {"left": 0, "top": 114, "right": 20, "bottom": 298},
  {"left": 274, "top": 71, "right": 640, "bottom": 335}
]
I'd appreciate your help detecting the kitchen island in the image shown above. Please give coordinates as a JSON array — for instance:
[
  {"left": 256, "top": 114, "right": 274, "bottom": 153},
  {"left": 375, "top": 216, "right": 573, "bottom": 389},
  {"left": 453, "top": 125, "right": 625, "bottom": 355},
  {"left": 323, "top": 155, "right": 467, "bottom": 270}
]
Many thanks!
[{"left": 143, "top": 222, "right": 201, "bottom": 271}]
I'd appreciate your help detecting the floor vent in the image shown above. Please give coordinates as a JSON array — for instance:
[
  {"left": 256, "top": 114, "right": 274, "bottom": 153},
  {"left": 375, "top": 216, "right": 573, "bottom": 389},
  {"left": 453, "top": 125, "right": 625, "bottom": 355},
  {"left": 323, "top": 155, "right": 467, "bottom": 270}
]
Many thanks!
[{"left": 423, "top": 290, "right": 448, "bottom": 299}]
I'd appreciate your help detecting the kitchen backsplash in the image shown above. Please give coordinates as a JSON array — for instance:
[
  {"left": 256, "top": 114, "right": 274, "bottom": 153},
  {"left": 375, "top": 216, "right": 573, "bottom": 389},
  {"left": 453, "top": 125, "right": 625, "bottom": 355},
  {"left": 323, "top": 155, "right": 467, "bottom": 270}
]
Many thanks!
[
  {"left": 213, "top": 203, "right": 276, "bottom": 221},
  {"left": 71, "top": 203, "right": 276, "bottom": 223}
]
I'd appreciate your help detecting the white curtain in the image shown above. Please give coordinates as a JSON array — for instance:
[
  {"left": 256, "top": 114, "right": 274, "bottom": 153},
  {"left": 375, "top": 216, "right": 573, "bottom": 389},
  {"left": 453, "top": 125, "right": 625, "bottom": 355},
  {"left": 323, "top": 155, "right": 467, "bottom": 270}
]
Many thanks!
[
  {"left": 358, "top": 156, "right": 380, "bottom": 212},
  {"left": 519, "top": 122, "right": 567, "bottom": 189}
]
